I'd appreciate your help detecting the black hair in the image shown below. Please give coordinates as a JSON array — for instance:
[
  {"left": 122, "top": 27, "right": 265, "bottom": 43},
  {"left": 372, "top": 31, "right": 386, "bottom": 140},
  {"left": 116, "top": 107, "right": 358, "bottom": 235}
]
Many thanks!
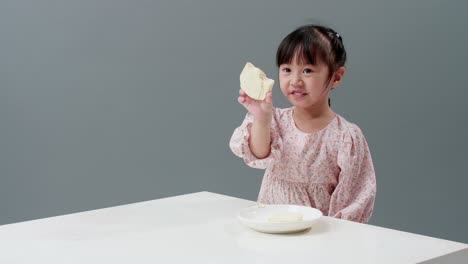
[{"left": 276, "top": 24, "right": 347, "bottom": 106}]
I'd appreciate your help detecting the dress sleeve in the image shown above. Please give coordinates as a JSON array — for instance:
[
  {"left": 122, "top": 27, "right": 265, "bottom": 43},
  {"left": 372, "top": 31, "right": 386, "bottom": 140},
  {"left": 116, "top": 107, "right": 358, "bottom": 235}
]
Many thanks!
[
  {"left": 229, "top": 110, "right": 283, "bottom": 169},
  {"left": 328, "top": 124, "right": 377, "bottom": 223}
]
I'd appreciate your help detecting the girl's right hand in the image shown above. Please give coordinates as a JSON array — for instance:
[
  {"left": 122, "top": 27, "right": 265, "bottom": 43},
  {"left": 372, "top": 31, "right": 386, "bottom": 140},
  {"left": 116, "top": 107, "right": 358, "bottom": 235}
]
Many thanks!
[{"left": 238, "top": 88, "right": 273, "bottom": 122}]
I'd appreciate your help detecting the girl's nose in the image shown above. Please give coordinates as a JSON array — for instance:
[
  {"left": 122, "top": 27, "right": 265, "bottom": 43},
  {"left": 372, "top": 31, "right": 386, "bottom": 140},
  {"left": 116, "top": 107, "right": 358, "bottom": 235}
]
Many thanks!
[{"left": 291, "top": 74, "right": 303, "bottom": 87}]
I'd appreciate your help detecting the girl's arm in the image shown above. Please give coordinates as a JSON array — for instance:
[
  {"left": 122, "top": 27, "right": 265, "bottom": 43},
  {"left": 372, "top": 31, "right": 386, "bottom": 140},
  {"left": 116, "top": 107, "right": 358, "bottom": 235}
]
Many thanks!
[
  {"left": 248, "top": 115, "right": 271, "bottom": 159},
  {"left": 230, "top": 90, "right": 283, "bottom": 169},
  {"left": 329, "top": 125, "right": 377, "bottom": 223},
  {"left": 238, "top": 89, "right": 273, "bottom": 159}
]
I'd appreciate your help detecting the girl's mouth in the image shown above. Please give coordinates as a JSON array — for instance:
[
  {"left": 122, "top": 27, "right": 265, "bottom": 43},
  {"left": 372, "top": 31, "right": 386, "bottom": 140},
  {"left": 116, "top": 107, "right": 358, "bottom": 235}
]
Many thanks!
[{"left": 291, "top": 90, "right": 308, "bottom": 97}]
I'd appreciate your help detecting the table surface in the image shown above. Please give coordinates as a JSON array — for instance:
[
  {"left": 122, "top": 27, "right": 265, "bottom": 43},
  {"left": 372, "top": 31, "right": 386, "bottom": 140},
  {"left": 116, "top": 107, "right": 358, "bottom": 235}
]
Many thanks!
[{"left": 0, "top": 191, "right": 466, "bottom": 264}]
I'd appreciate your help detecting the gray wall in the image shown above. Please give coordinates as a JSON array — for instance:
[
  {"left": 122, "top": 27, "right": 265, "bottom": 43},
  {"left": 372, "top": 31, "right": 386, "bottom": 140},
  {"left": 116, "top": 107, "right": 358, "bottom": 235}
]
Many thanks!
[{"left": 1, "top": 0, "right": 467, "bottom": 243}]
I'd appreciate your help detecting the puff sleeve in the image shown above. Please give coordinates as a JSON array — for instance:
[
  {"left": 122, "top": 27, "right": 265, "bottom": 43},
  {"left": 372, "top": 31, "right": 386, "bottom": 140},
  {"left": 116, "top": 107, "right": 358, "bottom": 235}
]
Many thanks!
[
  {"left": 328, "top": 124, "right": 377, "bottom": 223},
  {"left": 229, "top": 111, "right": 283, "bottom": 169}
]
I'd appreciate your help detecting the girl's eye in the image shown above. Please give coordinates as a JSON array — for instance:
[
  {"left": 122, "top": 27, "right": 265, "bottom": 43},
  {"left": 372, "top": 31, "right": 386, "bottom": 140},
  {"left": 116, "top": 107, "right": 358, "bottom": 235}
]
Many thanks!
[
  {"left": 282, "top": 67, "right": 291, "bottom": 73},
  {"left": 303, "top": 68, "right": 313, "bottom": 74}
]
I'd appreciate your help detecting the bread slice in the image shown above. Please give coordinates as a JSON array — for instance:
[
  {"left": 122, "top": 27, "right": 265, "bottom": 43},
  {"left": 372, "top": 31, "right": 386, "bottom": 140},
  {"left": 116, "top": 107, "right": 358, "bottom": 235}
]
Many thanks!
[{"left": 239, "top": 62, "right": 274, "bottom": 100}]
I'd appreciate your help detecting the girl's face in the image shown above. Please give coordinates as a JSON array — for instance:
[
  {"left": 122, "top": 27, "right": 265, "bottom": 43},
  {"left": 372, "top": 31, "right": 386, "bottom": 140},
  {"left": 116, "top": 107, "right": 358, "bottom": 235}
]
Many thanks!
[{"left": 279, "top": 55, "right": 341, "bottom": 110}]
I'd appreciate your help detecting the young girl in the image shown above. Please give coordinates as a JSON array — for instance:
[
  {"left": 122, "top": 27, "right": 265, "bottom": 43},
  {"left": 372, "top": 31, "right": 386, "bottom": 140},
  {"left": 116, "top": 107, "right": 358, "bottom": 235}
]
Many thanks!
[{"left": 229, "top": 24, "right": 376, "bottom": 223}]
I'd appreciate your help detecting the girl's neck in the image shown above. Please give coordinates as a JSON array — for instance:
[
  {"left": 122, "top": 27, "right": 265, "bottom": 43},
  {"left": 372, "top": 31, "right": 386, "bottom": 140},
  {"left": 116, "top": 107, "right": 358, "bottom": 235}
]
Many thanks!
[
  {"left": 293, "top": 104, "right": 335, "bottom": 121},
  {"left": 292, "top": 104, "right": 336, "bottom": 133}
]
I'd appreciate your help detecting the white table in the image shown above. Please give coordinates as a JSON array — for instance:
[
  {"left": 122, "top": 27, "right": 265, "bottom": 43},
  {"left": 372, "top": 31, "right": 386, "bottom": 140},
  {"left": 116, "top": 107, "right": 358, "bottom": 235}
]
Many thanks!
[{"left": 0, "top": 191, "right": 466, "bottom": 263}]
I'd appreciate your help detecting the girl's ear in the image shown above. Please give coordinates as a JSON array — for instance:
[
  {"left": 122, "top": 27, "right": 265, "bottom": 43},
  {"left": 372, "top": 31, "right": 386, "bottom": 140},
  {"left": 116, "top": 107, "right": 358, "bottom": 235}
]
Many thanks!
[{"left": 332, "top": 67, "right": 346, "bottom": 89}]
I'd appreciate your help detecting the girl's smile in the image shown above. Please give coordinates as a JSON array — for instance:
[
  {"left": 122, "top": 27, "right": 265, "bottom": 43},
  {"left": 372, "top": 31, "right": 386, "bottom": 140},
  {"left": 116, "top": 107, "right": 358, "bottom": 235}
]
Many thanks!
[{"left": 290, "top": 89, "right": 309, "bottom": 100}]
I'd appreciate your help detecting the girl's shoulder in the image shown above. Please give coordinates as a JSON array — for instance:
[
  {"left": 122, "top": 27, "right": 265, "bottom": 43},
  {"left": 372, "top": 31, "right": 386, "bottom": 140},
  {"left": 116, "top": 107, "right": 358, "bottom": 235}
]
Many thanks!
[
  {"left": 271, "top": 107, "right": 294, "bottom": 127},
  {"left": 334, "top": 114, "right": 362, "bottom": 133},
  {"left": 333, "top": 114, "right": 367, "bottom": 144},
  {"left": 272, "top": 106, "right": 293, "bottom": 118}
]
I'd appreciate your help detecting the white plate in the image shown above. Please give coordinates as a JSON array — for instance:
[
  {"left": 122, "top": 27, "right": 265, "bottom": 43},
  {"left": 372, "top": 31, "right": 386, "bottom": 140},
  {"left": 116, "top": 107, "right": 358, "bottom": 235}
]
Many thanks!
[{"left": 237, "top": 204, "right": 323, "bottom": 234}]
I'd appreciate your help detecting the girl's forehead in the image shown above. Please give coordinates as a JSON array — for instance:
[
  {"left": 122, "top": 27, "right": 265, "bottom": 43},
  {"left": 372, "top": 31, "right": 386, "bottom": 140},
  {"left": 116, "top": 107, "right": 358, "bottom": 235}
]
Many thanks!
[
  {"left": 292, "top": 51, "right": 325, "bottom": 65},
  {"left": 286, "top": 54, "right": 326, "bottom": 67}
]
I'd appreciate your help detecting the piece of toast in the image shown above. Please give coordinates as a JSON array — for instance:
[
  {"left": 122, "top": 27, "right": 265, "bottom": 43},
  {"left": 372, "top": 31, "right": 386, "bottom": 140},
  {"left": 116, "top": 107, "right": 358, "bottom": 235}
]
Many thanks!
[{"left": 239, "top": 62, "right": 274, "bottom": 100}]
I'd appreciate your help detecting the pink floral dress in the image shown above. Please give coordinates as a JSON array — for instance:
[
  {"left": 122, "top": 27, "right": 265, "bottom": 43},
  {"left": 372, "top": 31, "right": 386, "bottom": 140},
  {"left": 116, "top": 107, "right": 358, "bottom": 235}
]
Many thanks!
[{"left": 229, "top": 107, "right": 376, "bottom": 223}]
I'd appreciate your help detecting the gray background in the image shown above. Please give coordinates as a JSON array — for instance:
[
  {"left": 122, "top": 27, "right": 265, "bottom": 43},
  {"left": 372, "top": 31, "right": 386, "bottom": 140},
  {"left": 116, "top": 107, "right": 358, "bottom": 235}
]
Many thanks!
[{"left": 1, "top": 0, "right": 467, "bottom": 243}]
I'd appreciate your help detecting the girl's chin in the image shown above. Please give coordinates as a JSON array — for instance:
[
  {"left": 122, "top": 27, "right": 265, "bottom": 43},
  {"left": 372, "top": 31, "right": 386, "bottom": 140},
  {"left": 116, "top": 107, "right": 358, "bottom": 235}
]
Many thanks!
[
  {"left": 288, "top": 98, "right": 327, "bottom": 109},
  {"left": 288, "top": 94, "right": 311, "bottom": 105}
]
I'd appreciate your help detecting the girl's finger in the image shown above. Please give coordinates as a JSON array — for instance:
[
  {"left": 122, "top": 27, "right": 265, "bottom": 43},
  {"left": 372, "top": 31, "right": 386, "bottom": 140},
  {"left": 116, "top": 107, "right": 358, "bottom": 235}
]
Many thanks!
[{"left": 265, "top": 91, "right": 273, "bottom": 104}]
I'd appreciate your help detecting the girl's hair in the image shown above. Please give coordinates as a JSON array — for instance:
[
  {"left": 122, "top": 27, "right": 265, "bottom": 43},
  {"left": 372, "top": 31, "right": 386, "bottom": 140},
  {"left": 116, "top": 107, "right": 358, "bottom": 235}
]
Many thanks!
[{"left": 276, "top": 24, "right": 347, "bottom": 105}]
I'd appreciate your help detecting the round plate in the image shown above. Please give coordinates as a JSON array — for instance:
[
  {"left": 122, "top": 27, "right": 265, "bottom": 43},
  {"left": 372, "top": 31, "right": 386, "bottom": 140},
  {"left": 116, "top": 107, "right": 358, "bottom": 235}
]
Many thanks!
[{"left": 237, "top": 204, "right": 323, "bottom": 234}]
